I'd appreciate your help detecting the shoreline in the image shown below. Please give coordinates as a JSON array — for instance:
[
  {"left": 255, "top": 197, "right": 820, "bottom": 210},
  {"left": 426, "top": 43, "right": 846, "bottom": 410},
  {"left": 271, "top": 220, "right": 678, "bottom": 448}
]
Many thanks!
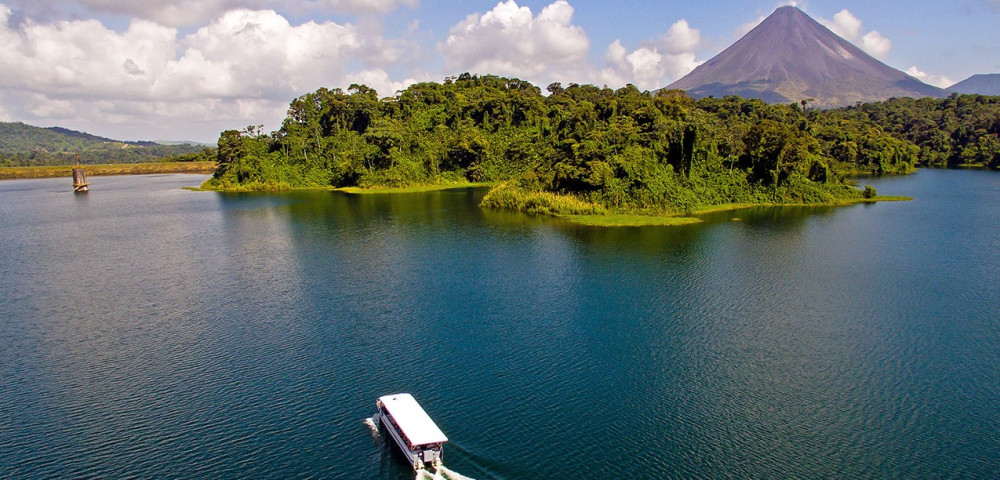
[
  {"left": 336, "top": 182, "right": 494, "bottom": 194},
  {"left": 199, "top": 177, "right": 913, "bottom": 227},
  {"left": 557, "top": 196, "right": 913, "bottom": 227},
  {"left": 0, "top": 162, "right": 216, "bottom": 180},
  {"left": 10, "top": 163, "right": 910, "bottom": 227},
  {"left": 194, "top": 181, "right": 494, "bottom": 194}
]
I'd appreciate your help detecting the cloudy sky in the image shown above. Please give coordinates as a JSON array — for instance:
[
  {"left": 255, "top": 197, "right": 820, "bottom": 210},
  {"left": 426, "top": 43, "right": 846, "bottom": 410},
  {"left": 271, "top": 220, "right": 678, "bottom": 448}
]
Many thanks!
[{"left": 1, "top": 0, "right": 997, "bottom": 143}]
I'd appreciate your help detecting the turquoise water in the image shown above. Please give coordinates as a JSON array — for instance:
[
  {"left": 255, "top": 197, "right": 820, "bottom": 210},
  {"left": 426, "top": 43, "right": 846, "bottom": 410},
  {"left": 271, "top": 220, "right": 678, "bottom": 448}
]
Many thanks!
[{"left": 1, "top": 170, "right": 998, "bottom": 479}]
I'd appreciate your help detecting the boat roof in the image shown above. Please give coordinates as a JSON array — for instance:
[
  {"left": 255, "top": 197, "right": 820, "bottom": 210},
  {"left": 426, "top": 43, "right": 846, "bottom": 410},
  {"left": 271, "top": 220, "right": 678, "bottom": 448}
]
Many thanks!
[{"left": 378, "top": 393, "right": 448, "bottom": 446}]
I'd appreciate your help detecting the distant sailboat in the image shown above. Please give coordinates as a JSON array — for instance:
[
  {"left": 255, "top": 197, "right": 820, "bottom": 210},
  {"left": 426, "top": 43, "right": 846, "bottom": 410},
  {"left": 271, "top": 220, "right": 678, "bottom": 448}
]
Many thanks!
[{"left": 72, "top": 154, "right": 88, "bottom": 192}]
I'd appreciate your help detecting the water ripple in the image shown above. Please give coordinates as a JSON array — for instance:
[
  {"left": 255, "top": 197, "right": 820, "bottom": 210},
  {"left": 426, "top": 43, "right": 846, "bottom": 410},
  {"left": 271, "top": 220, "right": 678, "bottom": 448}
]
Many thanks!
[{"left": 2, "top": 173, "right": 999, "bottom": 479}]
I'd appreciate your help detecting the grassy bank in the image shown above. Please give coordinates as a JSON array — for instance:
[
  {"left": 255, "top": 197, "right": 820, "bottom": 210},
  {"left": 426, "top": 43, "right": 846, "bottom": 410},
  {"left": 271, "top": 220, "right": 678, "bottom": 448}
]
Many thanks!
[
  {"left": 197, "top": 179, "right": 493, "bottom": 194},
  {"left": 337, "top": 182, "right": 494, "bottom": 194},
  {"left": 0, "top": 161, "right": 216, "bottom": 180},
  {"left": 552, "top": 196, "right": 913, "bottom": 227},
  {"left": 561, "top": 214, "right": 704, "bottom": 227},
  {"left": 688, "top": 196, "right": 912, "bottom": 214}
]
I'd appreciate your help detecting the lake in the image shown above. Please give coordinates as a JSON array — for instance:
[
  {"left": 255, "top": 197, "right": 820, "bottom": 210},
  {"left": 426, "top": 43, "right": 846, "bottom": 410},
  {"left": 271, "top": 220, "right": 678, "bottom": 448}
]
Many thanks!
[{"left": 1, "top": 170, "right": 997, "bottom": 479}]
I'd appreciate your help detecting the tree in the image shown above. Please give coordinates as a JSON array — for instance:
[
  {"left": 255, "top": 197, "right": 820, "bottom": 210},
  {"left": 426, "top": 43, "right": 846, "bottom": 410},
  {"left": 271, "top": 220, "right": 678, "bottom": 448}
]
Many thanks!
[
  {"left": 210, "top": 75, "right": 912, "bottom": 212},
  {"left": 216, "top": 129, "right": 243, "bottom": 177}
]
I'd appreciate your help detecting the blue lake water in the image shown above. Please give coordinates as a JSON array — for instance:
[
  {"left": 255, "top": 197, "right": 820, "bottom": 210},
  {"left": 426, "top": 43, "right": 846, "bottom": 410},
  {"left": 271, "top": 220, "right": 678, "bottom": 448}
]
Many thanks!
[{"left": 1, "top": 170, "right": 998, "bottom": 479}]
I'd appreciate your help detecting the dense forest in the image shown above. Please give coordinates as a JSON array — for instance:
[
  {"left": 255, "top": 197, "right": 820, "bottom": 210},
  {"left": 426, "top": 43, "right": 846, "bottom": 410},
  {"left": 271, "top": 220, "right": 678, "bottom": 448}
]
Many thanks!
[
  {"left": 0, "top": 122, "right": 209, "bottom": 167},
  {"left": 206, "top": 74, "right": 997, "bottom": 216},
  {"left": 832, "top": 95, "right": 1000, "bottom": 168}
]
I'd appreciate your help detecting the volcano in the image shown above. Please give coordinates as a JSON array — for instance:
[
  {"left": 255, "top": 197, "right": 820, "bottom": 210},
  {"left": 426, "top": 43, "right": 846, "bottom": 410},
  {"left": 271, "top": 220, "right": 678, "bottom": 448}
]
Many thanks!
[{"left": 666, "top": 6, "right": 946, "bottom": 106}]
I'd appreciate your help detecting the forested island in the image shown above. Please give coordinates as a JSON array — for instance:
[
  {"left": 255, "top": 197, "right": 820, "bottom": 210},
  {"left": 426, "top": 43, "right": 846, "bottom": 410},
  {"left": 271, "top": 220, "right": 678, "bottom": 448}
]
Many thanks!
[{"left": 205, "top": 74, "right": 999, "bottom": 219}]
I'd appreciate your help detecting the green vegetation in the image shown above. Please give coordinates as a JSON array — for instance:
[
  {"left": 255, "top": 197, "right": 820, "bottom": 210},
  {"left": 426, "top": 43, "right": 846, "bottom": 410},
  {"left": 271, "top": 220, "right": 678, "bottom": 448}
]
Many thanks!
[
  {"left": 562, "top": 214, "right": 703, "bottom": 227},
  {"left": 0, "top": 161, "right": 216, "bottom": 180},
  {"left": 338, "top": 182, "right": 493, "bottom": 194},
  {"left": 0, "top": 122, "right": 208, "bottom": 167},
  {"left": 206, "top": 74, "right": 933, "bottom": 218},
  {"left": 830, "top": 94, "right": 1000, "bottom": 169},
  {"left": 161, "top": 147, "right": 218, "bottom": 163},
  {"left": 480, "top": 183, "right": 608, "bottom": 215}
]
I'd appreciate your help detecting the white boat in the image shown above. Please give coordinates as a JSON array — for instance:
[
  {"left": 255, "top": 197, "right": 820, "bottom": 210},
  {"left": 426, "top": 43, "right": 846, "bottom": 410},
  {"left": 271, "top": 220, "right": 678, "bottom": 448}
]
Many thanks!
[{"left": 375, "top": 393, "right": 448, "bottom": 470}]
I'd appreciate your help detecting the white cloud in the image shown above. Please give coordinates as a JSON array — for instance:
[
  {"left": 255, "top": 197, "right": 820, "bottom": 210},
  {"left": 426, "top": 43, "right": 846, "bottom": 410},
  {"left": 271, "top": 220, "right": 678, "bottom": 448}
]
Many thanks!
[
  {"left": 351, "top": 69, "right": 420, "bottom": 96},
  {"left": 440, "top": 0, "right": 589, "bottom": 83},
  {"left": 625, "top": 48, "right": 664, "bottom": 86},
  {"left": 440, "top": 0, "right": 705, "bottom": 91},
  {"left": 822, "top": 9, "right": 891, "bottom": 59},
  {"left": 660, "top": 18, "right": 700, "bottom": 55},
  {"left": 859, "top": 31, "right": 891, "bottom": 59},
  {"left": 906, "top": 66, "right": 954, "bottom": 89},
  {"left": 6, "top": 0, "right": 253, "bottom": 27},
  {"left": 4, "top": 0, "right": 420, "bottom": 27},
  {"left": 598, "top": 19, "right": 703, "bottom": 90},
  {"left": 0, "top": 8, "right": 370, "bottom": 100},
  {"left": 0, "top": 4, "right": 422, "bottom": 141},
  {"left": 0, "top": 13, "right": 180, "bottom": 99},
  {"left": 27, "top": 93, "right": 75, "bottom": 118},
  {"left": 828, "top": 9, "right": 861, "bottom": 39},
  {"left": 178, "top": 9, "right": 365, "bottom": 98}
]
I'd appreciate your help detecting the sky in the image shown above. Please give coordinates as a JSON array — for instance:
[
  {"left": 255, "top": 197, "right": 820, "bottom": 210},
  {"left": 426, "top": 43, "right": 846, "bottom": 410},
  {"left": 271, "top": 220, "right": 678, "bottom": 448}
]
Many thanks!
[{"left": 0, "top": 0, "right": 998, "bottom": 143}]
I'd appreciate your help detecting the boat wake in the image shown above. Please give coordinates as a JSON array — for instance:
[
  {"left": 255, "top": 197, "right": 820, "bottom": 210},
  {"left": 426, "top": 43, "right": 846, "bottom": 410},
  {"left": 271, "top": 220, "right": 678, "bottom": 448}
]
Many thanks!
[
  {"left": 365, "top": 405, "right": 475, "bottom": 479},
  {"left": 367, "top": 414, "right": 473, "bottom": 478},
  {"left": 415, "top": 469, "right": 437, "bottom": 480},
  {"left": 436, "top": 465, "right": 477, "bottom": 480},
  {"left": 415, "top": 464, "right": 476, "bottom": 480},
  {"left": 363, "top": 417, "right": 380, "bottom": 439}
]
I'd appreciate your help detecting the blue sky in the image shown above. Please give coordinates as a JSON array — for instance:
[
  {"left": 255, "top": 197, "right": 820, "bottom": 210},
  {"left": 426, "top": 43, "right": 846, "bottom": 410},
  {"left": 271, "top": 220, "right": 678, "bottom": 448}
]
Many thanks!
[{"left": 0, "top": 0, "right": 997, "bottom": 142}]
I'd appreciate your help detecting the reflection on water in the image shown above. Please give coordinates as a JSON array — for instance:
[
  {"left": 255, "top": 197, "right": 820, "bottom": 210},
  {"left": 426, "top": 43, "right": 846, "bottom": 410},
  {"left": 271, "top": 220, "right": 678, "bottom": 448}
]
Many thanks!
[{"left": 1, "top": 171, "right": 998, "bottom": 479}]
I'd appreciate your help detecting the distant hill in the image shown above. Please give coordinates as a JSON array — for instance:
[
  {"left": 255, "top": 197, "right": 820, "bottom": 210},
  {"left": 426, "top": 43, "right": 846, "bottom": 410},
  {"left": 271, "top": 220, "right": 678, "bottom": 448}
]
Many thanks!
[
  {"left": 666, "top": 6, "right": 946, "bottom": 107},
  {"left": 154, "top": 140, "right": 214, "bottom": 146},
  {"left": 948, "top": 74, "right": 1000, "bottom": 95},
  {"left": 0, "top": 122, "right": 209, "bottom": 167}
]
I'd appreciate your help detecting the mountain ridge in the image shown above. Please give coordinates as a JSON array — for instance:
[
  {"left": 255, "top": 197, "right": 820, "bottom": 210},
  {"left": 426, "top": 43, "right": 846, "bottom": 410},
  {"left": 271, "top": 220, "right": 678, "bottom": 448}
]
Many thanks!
[
  {"left": 948, "top": 74, "right": 1000, "bottom": 96},
  {"left": 0, "top": 121, "right": 208, "bottom": 167},
  {"left": 666, "top": 6, "right": 946, "bottom": 107}
]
